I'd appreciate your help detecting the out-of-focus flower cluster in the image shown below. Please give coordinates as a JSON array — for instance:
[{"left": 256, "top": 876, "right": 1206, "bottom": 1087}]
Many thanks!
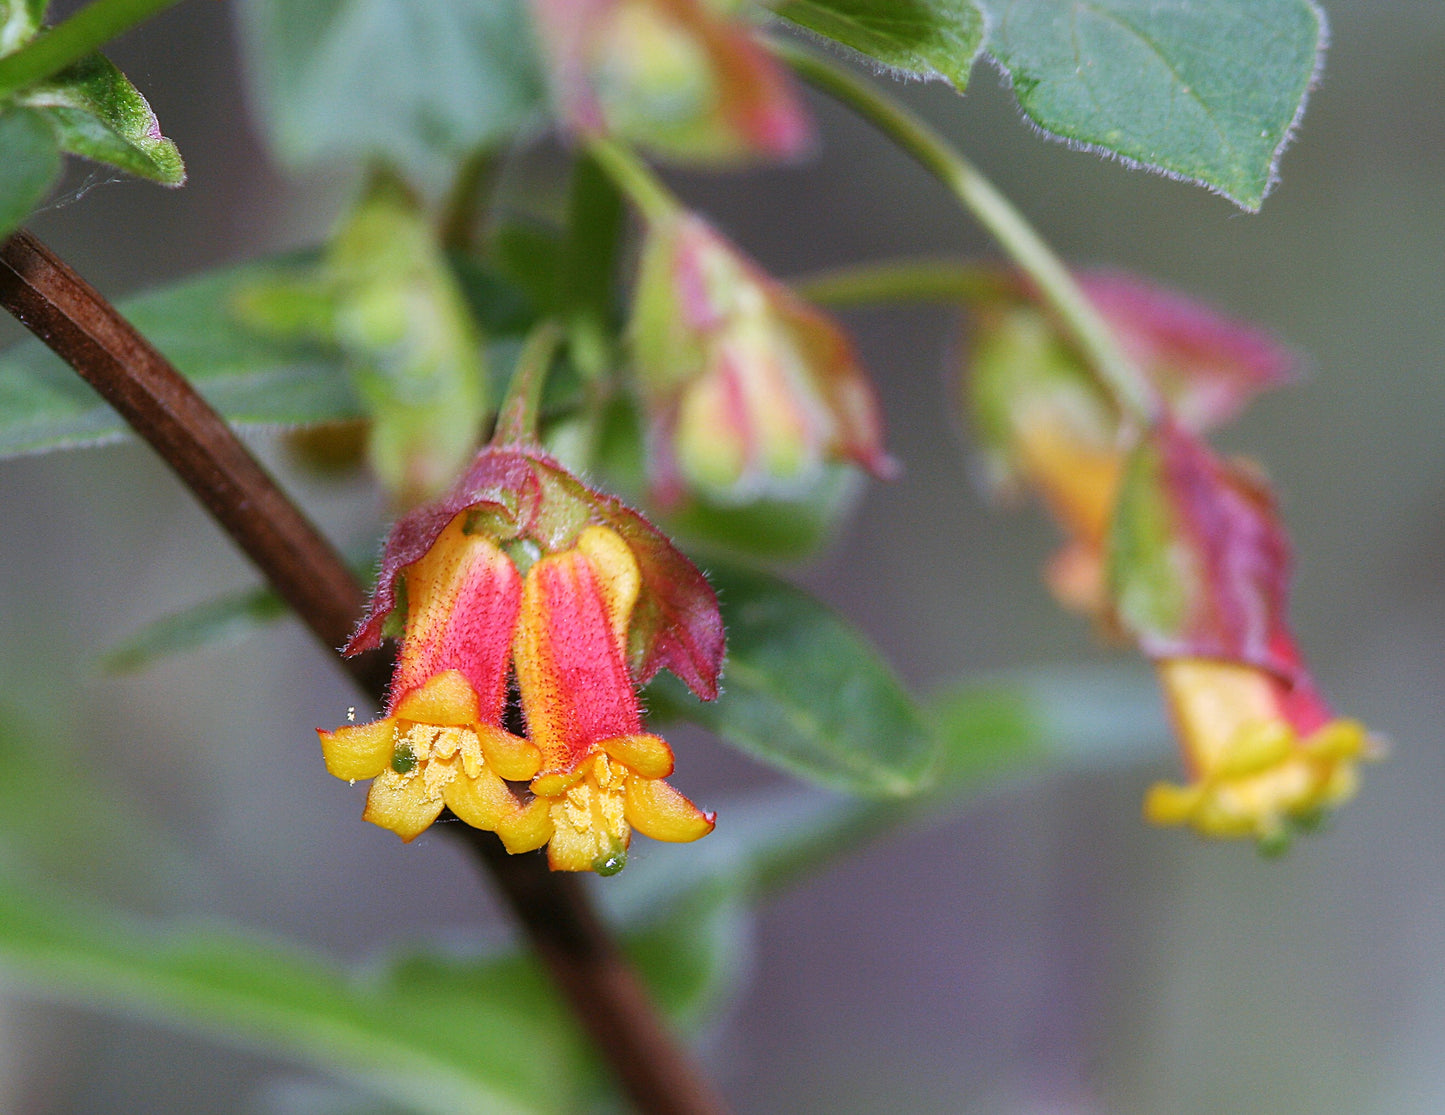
[{"left": 964, "top": 272, "right": 1378, "bottom": 850}]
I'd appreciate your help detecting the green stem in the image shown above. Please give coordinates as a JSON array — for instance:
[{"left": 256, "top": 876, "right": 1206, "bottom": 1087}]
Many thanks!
[
  {"left": 438, "top": 146, "right": 497, "bottom": 255},
  {"left": 773, "top": 39, "right": 1157, "bottom": 421},
  {"left": 493, "top": 319, "right": 563, "bottom": 446},
  {"left": 793, "top": 258, "right": 1016, "bottom": 308},
  {"left": 586, "top": 136, "right": 677, "bottom": 224},
  {"left": 0, "top": 0, "right": 185, "bottom": 100}
]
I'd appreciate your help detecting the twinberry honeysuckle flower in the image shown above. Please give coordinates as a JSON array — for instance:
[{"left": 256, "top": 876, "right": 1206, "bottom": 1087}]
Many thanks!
[
  {"left": 318, "top": 517, "right": 544, "bottom": 844},
  {"left": 631, "top": 211, "right": 895, "bottom": 505},
  {"left": 322, "top": 445, "right": 725, "bottom": 873},
  {"left": 1111, "top": 421, "right": 1378, "bottom": 846},
  {"left": 515, "top": 525, "right": 715, "bottom": 872},
  {"left": 528, "top": 0, "right": 810, "bottom": 164},
  {"left": 1144, "top": 656, "right": 1374, "bottom": 849},
  {"left": 966, "top": 271, "right": 1295, "bottom": 616}
]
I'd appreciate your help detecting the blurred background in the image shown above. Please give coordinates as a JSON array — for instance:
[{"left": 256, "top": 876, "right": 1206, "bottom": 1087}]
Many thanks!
[{"left": 0, "top": 0, "right": 1442, "bottom": 1111}]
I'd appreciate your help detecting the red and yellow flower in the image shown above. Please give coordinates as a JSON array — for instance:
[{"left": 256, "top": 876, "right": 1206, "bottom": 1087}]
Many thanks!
[
  {"left": 965, "top": 271, "right": 1295, "bottom": 618},
  {"left": 1144, "top": 657, "right": 1373, "bottom": 848},
  {"left": 1110, "top": 421, "right": 1378, "bottom": 846},
  {"left": 321, "top": 446, "right": 724, "bottom": 872}
]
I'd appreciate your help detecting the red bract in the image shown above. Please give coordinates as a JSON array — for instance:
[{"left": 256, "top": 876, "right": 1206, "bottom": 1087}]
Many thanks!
[
  {"left": 1111, "top": 421, "right": 1377, "bottom": 846},
  {"left": 322, "top": 445, "right": 723, "bottom": 871},
  {"left": 1109, "top": 419, "right": 1296, "bottom": 680},
  {"left": 1081, "top": 270, "right": 1298, "bottom": 430},
  {"left": 631, "top": 211, "right": 895, "bottom": 505},
  {"left": 965, "top": 271, "right": 1297, "bottom": 616},
  {"left": 528, "top": 0, "right": 810, "bottom": 163}
]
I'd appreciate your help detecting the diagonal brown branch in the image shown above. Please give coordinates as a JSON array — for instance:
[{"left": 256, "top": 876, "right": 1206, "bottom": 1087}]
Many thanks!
[{"left": 0, "top": 229, "right": 729, "bottom": 1115}]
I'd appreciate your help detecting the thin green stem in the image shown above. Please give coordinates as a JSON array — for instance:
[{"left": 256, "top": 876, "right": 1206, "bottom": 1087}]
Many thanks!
[
  {"left": 586, "top": 136, "right": 677, "bottom": 224},
  {"left": 793, "top": 258, "right": 1016, "bottom": 308},
  {"left": 438, "top": 146, "right": 497, "bottom": 255},
  {"left": 493, "top": 319, "right": 564, "bottom": 446},
  {"left": 0, "top": 0, "right": 185, "bottom": 100},
  {"left": 773, "top": 39, "right": 1157, "bottom": 421}
]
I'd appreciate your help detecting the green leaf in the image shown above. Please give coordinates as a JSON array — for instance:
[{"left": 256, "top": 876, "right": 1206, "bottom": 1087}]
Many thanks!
[
  {"left": 649, "top": 563, "right": 937, "bottom": 797},
  {"left": 100, "top": 587, "right": 290, "bottom": 675},
  {"left": 622, "top": 880, "right": 751, "bottom": 1031},
  {"left": 0, "top": 106, "right": 58, "bottom": 238},
  {"left": 237, "top": 0, "right": 545, "bottom": 190},
  {"left": 0, "top": 876, "right": 581, "bottom": 1115},
  {"left": 775, "top": 0, "right": 984, "bottom": 89},
  {"left": 976, "top": 0, "right": 1324, "bottom": 209},
  {"left": 630, "top": 666, "right": 1167, "bottom": 907},
  {"left": 0, "top": 254, "right": 361, "bottom": 457},
  {"left": 18, "top": 52, "right": 184, "bottom": 184}
]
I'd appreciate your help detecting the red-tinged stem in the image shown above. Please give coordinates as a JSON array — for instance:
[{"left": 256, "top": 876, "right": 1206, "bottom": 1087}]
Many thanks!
[
  {"left": 493, "top": 318, "right": 562, "bottom": 447},
  {"left": 0, "top": 230, "right": 730, "bottom": 1115}
]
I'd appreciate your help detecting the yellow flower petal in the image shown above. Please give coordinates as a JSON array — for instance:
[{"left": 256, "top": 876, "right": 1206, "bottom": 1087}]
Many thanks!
[
  {"left": 496, "top": 796, "right": 554, "bottom": 855},
  {"left": 597, "top": 733, "right": 675, "bottom": 779},
  {"left": 476, "top": 724, "right": 543, "bottom": 782},
  {"left": 318, "top": 719, "right": 396, "bottom": 781},
  {"left": 443, "top": 766, "right": 523, "bottom": 832},
  {"left": 363, "top": 770, "right": 445, "bottom": 842},
  {"left": 625, "top": 776, "right": 715, "bottom": 843},
  {"left": 392, "top": 669, "right": 480, "bottom": 726}
]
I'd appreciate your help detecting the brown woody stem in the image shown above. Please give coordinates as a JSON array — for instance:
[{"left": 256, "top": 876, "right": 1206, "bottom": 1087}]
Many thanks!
[{"left": 0, "top": 229, "right": 728, "bottom": 1115}]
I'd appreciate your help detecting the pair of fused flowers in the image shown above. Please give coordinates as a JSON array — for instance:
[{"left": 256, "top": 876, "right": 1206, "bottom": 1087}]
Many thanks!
[
  {"left": 969, "top": 274, "right": 1378, "bottom": 849},
  {"left": 320, "top": 446, "right": 725, "bottom": 874}
]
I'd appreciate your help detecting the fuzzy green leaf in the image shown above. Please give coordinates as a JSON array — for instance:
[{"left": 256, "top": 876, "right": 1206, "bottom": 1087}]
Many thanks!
[
  {"left": 776, "top": 0, "right": 984, "bottom": 89},
  {"left": 649, "top": 563, "right": 937, "bottom": 797},
  {"left": 976, "top": 0, "right": 1324, "bottom": 209},
  {"left": 237, "top": 0, "right": 545, "bottom": 190},
  {"left": 18, "top": 51, "right": 184, "bottom": 184},
  {"left": 0, "top": 106, "right": 59, "bottom": 238}
]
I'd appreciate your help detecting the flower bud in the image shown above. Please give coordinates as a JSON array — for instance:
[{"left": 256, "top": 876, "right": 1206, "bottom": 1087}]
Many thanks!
[
  {"left": 631, "top": 212, "right": 894, "bottom": 505},
  {"left": 529, "top": 0, "right": 810, "bottom": 164}
]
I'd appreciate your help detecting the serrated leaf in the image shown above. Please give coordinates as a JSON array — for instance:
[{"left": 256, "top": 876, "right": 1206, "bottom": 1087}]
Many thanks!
[
  {"left": 237, "top": 0, "right": 545, "bottom": 191},
  {"left": 776, "top": 0, "right": 984, "bottom": 89},
  {"left": 649, "top": 563, "right": 936, "bottom": 796},
  {"left": 0, "top": 255, "right": 360, "bottom": 457},
  {"left": 19, "top": 52, "right": 184, "bottom": 184},
  {"left": 977, "top": 0, "right": 1324, "bottom": 209},
  {"left": 0, "top": 877, "right": 580, "bottom": 1115},
  {"left": 0, "top": 106, "right": 59, "bottom": 238}
]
